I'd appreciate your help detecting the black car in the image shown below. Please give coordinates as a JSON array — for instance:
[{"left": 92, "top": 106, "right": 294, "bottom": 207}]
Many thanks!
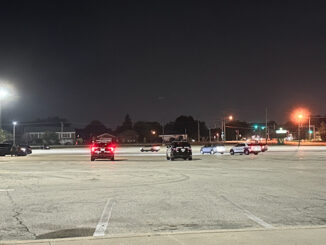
[
  {"left": 0, "top": 144, "right": 29, "bottom": 156},
  {"left": 91, "top": 141, "right": 116, "bottom": 161},
  {"left": 166, "top": 141, "right": 192, "bottom": 161},
  {"left": 0, "top": 143, "right": 12, "bottom": 156}
]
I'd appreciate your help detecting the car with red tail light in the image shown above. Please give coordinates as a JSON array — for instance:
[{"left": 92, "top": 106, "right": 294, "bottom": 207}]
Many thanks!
[{"left": 90, "top": 141, "right": 116, "bottom": 161}]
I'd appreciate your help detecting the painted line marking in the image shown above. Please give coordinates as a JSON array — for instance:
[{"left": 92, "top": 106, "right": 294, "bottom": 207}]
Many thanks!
[
  {"left": 0, "top": 189, "right": 14, "bottom": 192},
  {"left": 93, "top": 198, "right": 115, "bottom": 236},
  {"left": 221, "top": 195, "right": 274, "bottom": 229}
]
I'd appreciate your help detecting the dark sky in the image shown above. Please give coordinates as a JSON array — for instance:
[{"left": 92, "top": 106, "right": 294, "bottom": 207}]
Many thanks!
[{"left": 1, "top": 0, "right": 326, "bottom": 128}]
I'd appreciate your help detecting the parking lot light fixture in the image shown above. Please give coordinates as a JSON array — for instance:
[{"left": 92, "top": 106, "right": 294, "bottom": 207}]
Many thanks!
[{"left": 13, "top": 121, "right": 17, "bottom": 146}]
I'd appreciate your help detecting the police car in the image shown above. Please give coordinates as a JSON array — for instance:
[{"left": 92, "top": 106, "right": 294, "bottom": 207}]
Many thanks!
[{"left": 230, "top": 143, "right": 262, "bottom": 155}]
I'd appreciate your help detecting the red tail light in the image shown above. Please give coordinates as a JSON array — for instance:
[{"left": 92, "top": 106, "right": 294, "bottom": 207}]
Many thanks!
[{"left": 91, "top": 146, "right": 96, "bottom": 152}]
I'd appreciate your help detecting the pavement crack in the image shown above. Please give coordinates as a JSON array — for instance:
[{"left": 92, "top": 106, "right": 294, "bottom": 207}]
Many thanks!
[{"left": 6, "top": 191, "right": 37, "bottom": 238}]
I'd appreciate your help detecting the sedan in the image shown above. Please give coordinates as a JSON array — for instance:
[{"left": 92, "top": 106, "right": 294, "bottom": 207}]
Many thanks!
[{"left": 200, "top": 144, "right": 226, "bottom": 154}]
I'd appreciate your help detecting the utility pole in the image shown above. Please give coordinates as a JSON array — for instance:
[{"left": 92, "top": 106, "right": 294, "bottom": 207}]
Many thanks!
[
  {"left": 60, "top": 121, "right": 64, "bottom": 142},
  {"left": 197, "top": 120, "right": 200, "bottom": 142},
  {"left": 0, "top": 100, "right": 2, "bottom": 130},
  {"left": 308, "top": 116, "right": 311, "bottom": 141},
  {"left": 209, "top": 128, "right": 211, "bottom": 143},
  {"left": 265, "top": 107, "right": 268, "bottom": 144}
]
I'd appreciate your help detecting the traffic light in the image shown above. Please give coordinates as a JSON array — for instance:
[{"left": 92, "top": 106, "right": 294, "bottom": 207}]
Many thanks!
[
  {"left": 253, "top": 125, "right": 258, "bottom": 129},
  {"left": 261, "top": 126, "right": 266, "bottom": 130}
]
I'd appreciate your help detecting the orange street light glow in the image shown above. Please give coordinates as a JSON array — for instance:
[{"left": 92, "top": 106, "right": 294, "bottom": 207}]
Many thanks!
[
  {"left": 291, "top": 108, "right": 309, "bottom": 124},
  {"left": 228, "top": 115, "right": 233, "bottom": 121}
]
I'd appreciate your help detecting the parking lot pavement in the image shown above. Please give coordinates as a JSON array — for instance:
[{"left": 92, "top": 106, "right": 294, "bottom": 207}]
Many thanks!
[{"left": 0, "top": 146, "right": 325, "bottom": 241}]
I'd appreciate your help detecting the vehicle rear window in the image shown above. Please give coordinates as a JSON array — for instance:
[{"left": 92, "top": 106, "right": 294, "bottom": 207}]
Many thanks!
[
  {"left": 93, "top": 143, "right": 111, "bottom": 147},
  {"left": 173, "top": 142, "right": 190, "bottom": 147}
]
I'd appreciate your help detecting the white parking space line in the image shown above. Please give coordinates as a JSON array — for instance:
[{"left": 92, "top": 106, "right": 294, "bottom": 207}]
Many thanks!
[
  {"left": 93, "top": 198, "right": 115, "bottom": 237},
  {"left": 0, "top": 189, "right": 14, "bottom": 192},
  {"left": 221, "top": 195, "right": 274, "bottom": 229}
]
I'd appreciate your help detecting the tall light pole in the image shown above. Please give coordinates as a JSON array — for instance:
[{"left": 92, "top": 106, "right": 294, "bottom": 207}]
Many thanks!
[
  {"left": 13, "top": 121, "right": 17, "bottom": 146},
  {"left": 0, "top": 88, "right": 9, "bottom": 130},
  {"left": 222, "top": 115, "right": 233, "bottom": 142}
]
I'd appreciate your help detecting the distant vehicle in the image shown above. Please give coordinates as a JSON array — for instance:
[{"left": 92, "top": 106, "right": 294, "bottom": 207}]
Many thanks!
[
  {"left": 230, "top": 143, "right": 262, "bottom": 155},
  {"left": 140, "top": 145, "right": 160, "bottom": 152},
  {"left": 200, "top": 144, "right": 225, "bottom": 154},
  {"left": 91, "top": 141, "right": 116, "bottom": 161},
  {"left": 42, "top": 145, "right": 51, "bottom": 150},
  {"left": 0, "top": 144, "right": 29, "bottom": 156},
  {"left": 0, "top": 144, "right": 12, "bottom": 156},
  {"left": 166, "top": 141, "right": 192, "bottom": 161},
  {"left": 18, "top": 145, "right": 32, "bottom": 155},
  {"left": 259, "top": 143, "right": 268, "bottom": 152}
]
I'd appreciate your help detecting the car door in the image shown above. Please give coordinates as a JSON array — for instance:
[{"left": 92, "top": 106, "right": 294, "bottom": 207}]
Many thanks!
[{"left": 233, "top": 144, "right": 240, "bottom": 153}]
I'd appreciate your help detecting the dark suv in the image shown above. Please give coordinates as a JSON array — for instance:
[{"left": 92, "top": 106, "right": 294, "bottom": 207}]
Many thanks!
[
  {"left": 91, "top": 141, "right": 116, "bottom": 161},
  {"left": 166, "top": 141, "right": 192, "bottom": 161},
  {"left": 0, "top": 144, "right": 30, "bottom": 156}
]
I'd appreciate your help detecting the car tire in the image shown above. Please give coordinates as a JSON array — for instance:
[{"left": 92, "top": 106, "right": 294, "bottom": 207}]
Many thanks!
[
  {"left": 254, "top": 152, "right": 258, "bottom": 155},
  {"left": 141, "top": 149, "right": 144, "bottom": 152},
  {"left": 188, "top": 157, "right": 192, "bottom": 160},
  {"left": 166, "top": 156, "right": 170, "bottom": 160},
  {"left": 170, "top": 157, "right": 174, "bottom": 161},
  {"left": 221, "top": 152, "right": 224, "bottom": 155},
  {"left": 91, "top": 157, "right": 95, "bottom": 161},
  {"left": 230, "top": 150, "right": 234, "bottom": 155},
  {"left": 111, "top": 156, "right": 115, "bottom": 161},
  {"left": 244, "top": 150, "right": 249, "bottom": 155}
]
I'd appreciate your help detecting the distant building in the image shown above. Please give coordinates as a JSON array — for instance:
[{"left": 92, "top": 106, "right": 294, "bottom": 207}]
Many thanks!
[
  {"left": 23, "top": 125, "right": 76, "bottom": 145},
  {"left": 96, "top": 133, "right": 116, "bottom": 142},
  {"left": 159, "top": 134, "right": 188, "bottom": 142}
]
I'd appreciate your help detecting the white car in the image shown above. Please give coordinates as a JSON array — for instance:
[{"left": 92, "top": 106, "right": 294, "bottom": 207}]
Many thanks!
[
  {"left": 200, "top": 144, "right": 226, "bottom": 154},
  {"left": 140, "top": 145, "right": 160, "bottom": 152},
  {"left": 230, "top": 143, "right": 262, "bottom": 155}
]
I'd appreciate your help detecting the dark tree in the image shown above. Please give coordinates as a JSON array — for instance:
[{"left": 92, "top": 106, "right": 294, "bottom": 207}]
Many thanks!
[
  {"left": 134, "top": 121, "right": 162, "bottom": 143},
  {"left": 82, "top": 120, "right": 111, "bottom": 138},
  {"left": 116, "top": 114, "right": 133, "bottom": 133}
]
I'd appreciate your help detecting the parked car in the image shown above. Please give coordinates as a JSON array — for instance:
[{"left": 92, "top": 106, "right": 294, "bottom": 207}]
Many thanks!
[
  {"left": 166, "top": 141, "right": 192, "bottom": 161},
  {"left": 18, "top": 145, "right": 32, "bottom": 154},
  {"left": 0, "top": 143, "right": 12, "bottom": 156},
  {"left": 260, "top": 143, "right": 268, "bottom": 152},
  {"left": 91, "top": 141, "right": 116, "bottom": 161},
  {"left": 200, "top": 144, "right": 225, "bottom": 154},
  {"left": 0, "top": 144, "right": 30, "bottom": 156},
  {"left": 230, "top": 143, "right": 262, "bottom": 155},
  {"left": 140, "top": 145, "right": 160, "bottom": 152}
]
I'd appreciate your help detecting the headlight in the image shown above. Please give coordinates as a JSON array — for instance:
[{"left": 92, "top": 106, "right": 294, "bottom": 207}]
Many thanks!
[{"left": 20, "top": 148, "right": 26, "bottom": 152}]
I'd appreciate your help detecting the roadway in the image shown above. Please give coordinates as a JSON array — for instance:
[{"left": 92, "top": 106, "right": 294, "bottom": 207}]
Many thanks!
[{"left": 0, "top": 145, "right": 325, "bottom": 242}]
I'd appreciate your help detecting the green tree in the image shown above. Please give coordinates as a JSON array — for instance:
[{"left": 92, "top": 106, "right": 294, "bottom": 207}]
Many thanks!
[{"left": 0, "top": 129, "right": 12, "bottom": 143}]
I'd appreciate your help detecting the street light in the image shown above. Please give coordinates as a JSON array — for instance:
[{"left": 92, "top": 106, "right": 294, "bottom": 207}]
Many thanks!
[
  {"left": 12, "top": 121, "right": 17, "bottom": 146},
  {"left": 0, "top": 87, "right": 10, "bottom": 129},
  {"left": 291, "top": 108, "right": 309, "bottom": 145},
  {"left": 222, "top": 115, "right": 233, "bottom": 142}
]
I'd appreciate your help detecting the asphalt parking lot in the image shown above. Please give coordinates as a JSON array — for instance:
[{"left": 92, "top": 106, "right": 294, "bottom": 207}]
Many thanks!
[{"left": 0, "top": 146, "right": 326, "bottom": 241}]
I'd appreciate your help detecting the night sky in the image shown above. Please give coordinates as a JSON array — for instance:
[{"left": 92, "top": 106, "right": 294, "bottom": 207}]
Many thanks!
[{"left": 1, "top": 1, "right": 326, "bottom": 128}]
